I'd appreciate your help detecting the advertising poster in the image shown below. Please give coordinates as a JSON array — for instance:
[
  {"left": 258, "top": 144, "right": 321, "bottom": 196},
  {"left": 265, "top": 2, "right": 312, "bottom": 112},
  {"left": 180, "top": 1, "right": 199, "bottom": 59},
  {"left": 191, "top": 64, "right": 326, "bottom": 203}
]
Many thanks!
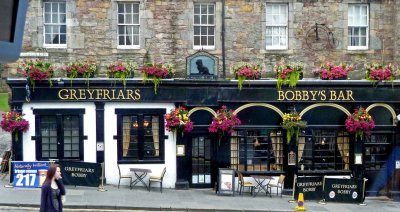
[{"left": 12, "top": 161, "right": 50, "bottom": 188}]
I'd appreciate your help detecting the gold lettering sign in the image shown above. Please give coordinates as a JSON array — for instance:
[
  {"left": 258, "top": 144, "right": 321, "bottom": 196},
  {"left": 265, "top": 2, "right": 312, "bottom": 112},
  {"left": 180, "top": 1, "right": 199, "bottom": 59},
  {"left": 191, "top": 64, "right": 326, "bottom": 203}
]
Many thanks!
[
  {"left": 278, "top": 90, "right": 354, "bottom": 101},
  {"left": 58, "top": 89, "right": 141, "bottom": 101}
]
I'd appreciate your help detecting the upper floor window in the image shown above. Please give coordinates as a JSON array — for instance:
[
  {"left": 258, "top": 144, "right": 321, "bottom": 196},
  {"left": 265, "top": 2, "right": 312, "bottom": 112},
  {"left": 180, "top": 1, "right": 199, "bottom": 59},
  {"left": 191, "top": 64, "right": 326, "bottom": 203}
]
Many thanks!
[
  {"left": 43, "top": 1, "right": 66, "bottom": 47},
  {"left": 193, "top": 3, "right": 215, "bottom": 50},
  {"left": 117, "top": 2, "right": 140, "bottom": 49},
  {"left": 348, "top": 4, "right": 368, "bottom": 50},
  {"left": 265, "top": 4, "right": 288, "bottom": 50},
  {"left": 116, "top": 109, "right": 165, "bottom": 164}
]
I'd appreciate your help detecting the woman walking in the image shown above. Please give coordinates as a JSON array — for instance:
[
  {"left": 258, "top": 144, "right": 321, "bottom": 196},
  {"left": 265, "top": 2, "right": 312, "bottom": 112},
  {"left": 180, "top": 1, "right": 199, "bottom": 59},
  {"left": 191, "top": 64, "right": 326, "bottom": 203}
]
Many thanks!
[{"left": 40, "top": 164, "right": 66, "bottom": 212}]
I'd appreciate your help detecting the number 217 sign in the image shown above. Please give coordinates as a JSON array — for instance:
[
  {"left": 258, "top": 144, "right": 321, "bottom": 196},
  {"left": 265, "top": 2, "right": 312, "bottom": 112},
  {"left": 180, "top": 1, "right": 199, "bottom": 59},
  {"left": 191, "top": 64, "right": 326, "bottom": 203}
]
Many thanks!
[{"left": 13, "top": 162, "right": 50, "bottom": 188}]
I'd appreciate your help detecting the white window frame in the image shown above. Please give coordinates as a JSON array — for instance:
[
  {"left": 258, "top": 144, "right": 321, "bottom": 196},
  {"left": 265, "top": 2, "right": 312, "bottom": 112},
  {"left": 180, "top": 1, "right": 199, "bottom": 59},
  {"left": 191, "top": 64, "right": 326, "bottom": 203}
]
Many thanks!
[
  {"left": 265, "top": 3, "right": 288, "bottom": 50},
  {"left": 193, "top": 3, "right": 215, "bottom": 50},
  {"left": 43, "top": 1, "right": 67, "bottom": 48},
  {"left": 117, "top": 2, "right": 140, "bottom": 49},
  {"left": 348, "top": 4, "right": 369, "bottom": 50}
]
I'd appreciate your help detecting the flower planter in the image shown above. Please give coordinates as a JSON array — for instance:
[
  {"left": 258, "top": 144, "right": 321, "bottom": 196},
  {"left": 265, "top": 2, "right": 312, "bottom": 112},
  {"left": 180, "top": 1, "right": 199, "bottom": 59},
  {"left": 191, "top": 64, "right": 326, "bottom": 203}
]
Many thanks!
[{"left": 321, "top": 76, "right": 347, "bottom": 80}]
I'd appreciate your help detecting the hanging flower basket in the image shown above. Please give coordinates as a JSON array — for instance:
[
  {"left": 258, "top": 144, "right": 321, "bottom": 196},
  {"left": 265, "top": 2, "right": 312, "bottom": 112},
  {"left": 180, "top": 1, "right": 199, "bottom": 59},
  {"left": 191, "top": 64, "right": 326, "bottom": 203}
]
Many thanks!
[
  {"left": 62, "top": 61, "right": 96, "bottom": 86},
  {"left": 0, "top": 111, "right": 30, "bottom": 140},
  {"left": 345, "top": 107, "right": 375, "bottom": 140},
  {"left": 230, "top": 62, "right": 264, "bottom": 90},
  {"left": 281, "top": 111, "right": 307, "bottom": 144},
  {"left": 165, "top": 106, "right": 193, "bottom": 135},
  {"left": 208, "top": 106, "right": 241, "bottom": 136},
  {"left": 275, "top": 62, "right": 304, "bottom": 90},
  {"left": 140, "top": 61, "right": 175, "bottom": 94},
  {"left": 107, "top": 60, "right": 137, "bottom": 88},
  {"left": 18, "top": 59, "right": 54, "bottom": 91},
  {"left": 365, "top": 63, "right": 396, "bottom": 85},
  {"left": 318, "top": 62, "right": 353, "bottom": 80}
]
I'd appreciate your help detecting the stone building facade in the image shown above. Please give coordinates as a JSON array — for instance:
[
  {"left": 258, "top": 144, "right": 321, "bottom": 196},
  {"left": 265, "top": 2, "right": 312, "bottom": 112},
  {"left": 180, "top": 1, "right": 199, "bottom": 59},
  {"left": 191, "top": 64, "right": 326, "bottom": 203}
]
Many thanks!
[{"left": 2, "top": 0, "right": 400, "bottom": 80}]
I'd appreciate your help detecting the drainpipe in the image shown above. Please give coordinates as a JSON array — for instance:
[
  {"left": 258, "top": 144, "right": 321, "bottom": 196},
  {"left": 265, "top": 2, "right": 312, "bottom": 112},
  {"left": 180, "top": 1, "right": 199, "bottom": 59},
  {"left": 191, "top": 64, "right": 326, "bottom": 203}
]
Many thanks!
[{"left": 222, "top": 0, "right": 226, "bottom": 79}]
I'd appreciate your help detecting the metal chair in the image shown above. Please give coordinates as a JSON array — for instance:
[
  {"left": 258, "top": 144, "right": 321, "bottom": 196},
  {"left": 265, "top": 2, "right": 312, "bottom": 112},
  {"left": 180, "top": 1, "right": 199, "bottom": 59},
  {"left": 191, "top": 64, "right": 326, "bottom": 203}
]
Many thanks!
[
  {"left": 117, "top": 164, "right": 132, "bottom": 189},
  {"left": 236, "top": 171, "right": 255, "bottom": 196},
  {"left": 267, "top": 174, "right": 285, "bottom": 197},
  {"left": 149, "top": 167, "right": 166, "bottom": 193}
]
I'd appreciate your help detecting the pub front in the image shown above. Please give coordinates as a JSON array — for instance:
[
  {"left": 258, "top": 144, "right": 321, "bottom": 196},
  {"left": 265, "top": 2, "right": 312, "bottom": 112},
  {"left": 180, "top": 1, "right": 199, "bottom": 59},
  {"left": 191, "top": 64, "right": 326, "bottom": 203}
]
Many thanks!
[{"left": 7, "top": 78, "right": 400, "bottom": 199}]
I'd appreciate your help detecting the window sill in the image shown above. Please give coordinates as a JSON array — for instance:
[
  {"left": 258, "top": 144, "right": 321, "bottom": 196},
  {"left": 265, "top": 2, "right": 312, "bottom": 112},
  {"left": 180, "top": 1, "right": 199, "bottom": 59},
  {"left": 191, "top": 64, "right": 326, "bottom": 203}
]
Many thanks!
[
  {"left": 260, "top": 49, "right": 293, "bottom": 54},
  {"left": 345, "top": 49, "right": 374, "bottom": 54}
]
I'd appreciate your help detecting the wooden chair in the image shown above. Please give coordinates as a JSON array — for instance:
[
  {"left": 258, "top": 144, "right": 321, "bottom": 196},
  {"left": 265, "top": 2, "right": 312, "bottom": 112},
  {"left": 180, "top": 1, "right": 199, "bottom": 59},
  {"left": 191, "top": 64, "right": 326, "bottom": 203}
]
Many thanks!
[
  {"left": 267, "top": 174, "right": 285, "bottom": 197},
  {"left": 149, "top": 167, "right": 166, "bottom": 193},
  {"left": 236, "top": 171, "right": 255, "bottom": 196},
  {"left": 117, "top": 164, "right": 132, "bottom": 189}
]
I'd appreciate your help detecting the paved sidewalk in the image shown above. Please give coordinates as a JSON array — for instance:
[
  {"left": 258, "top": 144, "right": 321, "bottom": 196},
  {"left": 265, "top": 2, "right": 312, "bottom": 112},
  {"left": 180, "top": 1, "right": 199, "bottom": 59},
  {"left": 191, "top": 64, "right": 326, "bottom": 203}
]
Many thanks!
[{"left": 0, "top": 177, "right": 399, "bottom": 212}]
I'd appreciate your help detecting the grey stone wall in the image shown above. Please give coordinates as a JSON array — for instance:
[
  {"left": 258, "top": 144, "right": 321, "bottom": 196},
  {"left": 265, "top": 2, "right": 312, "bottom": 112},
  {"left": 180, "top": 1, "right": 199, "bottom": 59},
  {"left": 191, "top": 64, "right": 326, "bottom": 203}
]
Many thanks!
[{"left": 3, "top": 0, "right": 399, "bottom": 81}]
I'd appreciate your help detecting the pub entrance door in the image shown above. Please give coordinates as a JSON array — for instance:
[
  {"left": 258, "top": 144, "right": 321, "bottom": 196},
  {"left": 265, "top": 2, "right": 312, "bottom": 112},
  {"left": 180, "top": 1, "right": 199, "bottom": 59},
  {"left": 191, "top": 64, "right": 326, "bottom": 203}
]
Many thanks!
[{"left": 188, "top": 133, "right": 213, "bottom": 188}]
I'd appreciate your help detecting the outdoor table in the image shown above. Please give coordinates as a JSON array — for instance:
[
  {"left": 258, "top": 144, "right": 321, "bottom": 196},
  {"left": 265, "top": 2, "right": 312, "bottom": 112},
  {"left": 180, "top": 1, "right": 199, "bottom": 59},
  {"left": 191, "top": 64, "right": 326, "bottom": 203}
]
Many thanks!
[
  {"left": 130, "top": 168, "right": 152, "bottom": 190},
  {"left": 251, "top": 175, "right": 273, "bottom": 197}
]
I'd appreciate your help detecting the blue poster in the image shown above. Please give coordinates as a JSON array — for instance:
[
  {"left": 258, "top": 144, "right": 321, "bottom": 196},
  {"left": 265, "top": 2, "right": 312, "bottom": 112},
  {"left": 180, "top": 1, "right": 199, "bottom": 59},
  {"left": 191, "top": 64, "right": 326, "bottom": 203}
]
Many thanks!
[{"left": 12, "top": 161, "right": 50, "bottom": 188}]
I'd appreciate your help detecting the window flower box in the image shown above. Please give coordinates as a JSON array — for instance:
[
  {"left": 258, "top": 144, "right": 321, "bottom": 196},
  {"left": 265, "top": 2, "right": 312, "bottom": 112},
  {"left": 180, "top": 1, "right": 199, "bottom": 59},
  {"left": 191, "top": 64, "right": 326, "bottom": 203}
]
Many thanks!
[
  {"left": 18, "top": 59, "right": 54, "bottom": 91},
  {"left": 275, "top": 62, "right": 304, "bottom": 90},
  {"left": 365, "top": 63, "right": 396, "bottom": 85},
  {"left": 230, "top": 62, "right": 264, "bottom": 90},
  {"left": 318, "top": 62, "right": 353, "bottom": 80},
  {"left": 140, "top": 61, "right": 175, "bottom": 94},
  {"left": 107, "top": 60, "right": 137, "bottom": 88},
  {"left": 62, "top": 61, "right": 96, "bottom": 86}
]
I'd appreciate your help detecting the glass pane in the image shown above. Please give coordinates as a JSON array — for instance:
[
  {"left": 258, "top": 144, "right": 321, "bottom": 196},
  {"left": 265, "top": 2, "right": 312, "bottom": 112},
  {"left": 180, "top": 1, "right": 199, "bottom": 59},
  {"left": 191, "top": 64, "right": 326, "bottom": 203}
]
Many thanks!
[
  {"left": 64, "top": 137, "right": 71, "bottom": 144},
  {"left": 52, "top": 14, "right": 58, "bottom": 23},
  {"left": 201, "top": 36, "right": 207, "bottom": 45},
  {"left": 50, "top": 137, "right": 57, "bottom": 144},
  {"left": 72, "top": 144, "right": 79, "bottom": 151},
  {"left": 273, "top": 36, "right": 279, "bottom": 45},
  {"left": 50, "top": 144, "right": 57, "bottom": 151},
  {"left": 60, "top": 25, "right": 66, "bottom": 33},
  {"left": 42, "top": 152, "right": 49, "bottom": 157},
  {"left": 201, "top": 15, "right": 207, "bottom": 25},
  {"left": 207, "top": 27, "right": 214, "bottom": 36},
  {"left": 201, "top": 27, "right": 207, "bottom": 35},
  {"left": 50, "top": 151, "right": 57, "bottom": 158},
  {"left": 118, "top": 15, "right": 124, "bottom": 24},
  {"left": 208, "top": 15, "right": 214, "bottom": 25},
  {"left": 194, "top": 5, "right": 200, "bottom": 14},
  {"left": 126, "top": 14, "right": 132, "bottom": 24},
  {"left": 194, "top": 36, "right": 200, "bottom": 45},
  {"left": 348, "top": 15, "right": 354, "bottom": 25},
  {"left": 208, "top": 5, "right": 214, "bottom": 14},
  {"left": 273, "top": 27, "right": 279, "bottom": 35},
  {"left": 208, "top": 36, "right": 214, "bottom": 46},
  {"left": 64, "top": 145, "right": 71, "bottom": 151},
  {"left": 72, "top": 130, "right": 79, "bottom": 136},
  {"left": 133, "top": 35, "right": 139, "bottom": 45},
  {"left": 126, "top": 4, "right": 132, "bottom": 13},
  {"left": 194, "top": 26, "right": 200, "bottom": 35},
  {"left": 127, "top": 36, "right": 132, "bottom": 45},
  {"left": 119, "top": 36, "right": 125, "bottom": 45},
  {"left": 194, "top": 15, "right": 200, "bottom": 24},
  {"left": 132, "top": 26, "right": 139, "bottom": 34},
  {"left": 360, "top": 28, "right": 366, "bottom": 36},
  {"left": 118, "top": 4, "right": 124, "bottom": 13},
  {"left": 52, "top": 3, "right": 59, "bottom": 12},
  {"left": 266, "top": 36, "right": 272, "bottom": 45},
  {"left": 361, "top": 37, "right": 366, "bottom": 46},
  {"left": 64, "top": 151, "right": 71, "bottom": 157},
  {"left": 42, "top": 144, "right": 49, "bottom": 151},
  {"left": 59, "top": 3, "right": 66, "bottom": 13},
  {"left": 60, "top": 14, "right": 66, "bottom": 23},
  {"left": 72, "top": 151, "right": 79, "bottom": 157},
  {"left": 45, "top": 14, "right": 51, "bottom": 23},
  {"left": 45, "top": 4, "right": 51, "bottom": 13},
  {"left": 133, "top": 14, "right": 139, "bottom": 24},
  {"left": 45, "top": 34, "right": 52, "bottom": 44},
  {"left": 266, "top": 27, "right": 272, "bottom": 35},
  {"left": 280, "top": 36, "right": 286, "bottom": 45},
  {"left": 72, "top": 137, "right": 79, "bottom": 144},
  {"left": 201, "top": 5, "right": 207, "bottom": 14},
  {"left": 133, "top": 4, "right": 139, "bottom": 13},
  {"left": 50, "top": 130, "right": 57, "bottom": 137},
  {"left": 280, "top": 27, "right": 286, "bottom": 35},
  {"left": 118, "top": 26, "right": 124, "bottom": 35}
]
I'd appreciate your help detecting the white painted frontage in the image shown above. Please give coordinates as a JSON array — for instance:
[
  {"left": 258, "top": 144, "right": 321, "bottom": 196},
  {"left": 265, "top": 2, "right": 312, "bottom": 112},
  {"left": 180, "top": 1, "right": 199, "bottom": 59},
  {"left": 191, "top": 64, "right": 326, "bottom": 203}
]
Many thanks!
[{"left": 21, "top": 102, "right": 177, "bottom": 189}]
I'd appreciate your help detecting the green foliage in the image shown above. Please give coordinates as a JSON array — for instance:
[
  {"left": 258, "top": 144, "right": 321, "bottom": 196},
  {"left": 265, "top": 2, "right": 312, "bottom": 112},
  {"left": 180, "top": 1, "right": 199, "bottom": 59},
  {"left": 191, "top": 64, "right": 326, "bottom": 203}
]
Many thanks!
[{"left": 0, "top": 93, "right": 10, "bottom": 112}]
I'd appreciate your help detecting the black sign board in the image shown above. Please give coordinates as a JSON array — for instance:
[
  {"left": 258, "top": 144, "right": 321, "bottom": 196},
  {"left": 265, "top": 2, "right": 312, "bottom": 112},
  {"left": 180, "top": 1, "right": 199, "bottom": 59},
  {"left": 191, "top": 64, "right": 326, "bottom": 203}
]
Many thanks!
[
  {"left": 323, "top": 177, "right": 365, "bottom": 203},
  {"left": 293, "top": 175, "right": 324, "bottom": 201},
  {"left": 59, "top": 161, "right": 101, "bottom": 187},
  {"left": 218, "top": 168, "right": 235, "bottom": 196}
]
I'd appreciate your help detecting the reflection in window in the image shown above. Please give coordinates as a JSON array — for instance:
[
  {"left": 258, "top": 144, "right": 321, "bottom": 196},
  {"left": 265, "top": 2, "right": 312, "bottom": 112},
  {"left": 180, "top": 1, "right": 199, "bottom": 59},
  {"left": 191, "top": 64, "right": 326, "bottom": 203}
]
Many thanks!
[
  {"left": 120, "top": 113, "right": 163, "bottom": 162},
  {"left": 298, "top": 130, "right": 349, "bottom": 171},
  {"left": 230, "top": 130, "right": 283, "bottom": 172}
]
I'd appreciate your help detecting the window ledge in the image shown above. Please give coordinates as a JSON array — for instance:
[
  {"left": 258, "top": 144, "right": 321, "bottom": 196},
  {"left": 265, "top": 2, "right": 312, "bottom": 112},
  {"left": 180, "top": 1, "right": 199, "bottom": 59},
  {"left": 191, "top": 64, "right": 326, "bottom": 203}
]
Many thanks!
[
  {"left": 260, "top": 49, "right": 294, "bottom": 55},
  {"left": 345, "top": 49, "right": 374, "bottom": 54}
]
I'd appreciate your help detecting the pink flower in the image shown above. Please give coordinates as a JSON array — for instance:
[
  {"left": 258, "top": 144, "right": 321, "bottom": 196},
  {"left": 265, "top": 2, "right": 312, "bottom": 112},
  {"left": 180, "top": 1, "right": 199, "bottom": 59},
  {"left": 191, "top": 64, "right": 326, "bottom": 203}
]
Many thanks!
[{"left": 208, "top": 106, "right": 241, "bottom": 135}]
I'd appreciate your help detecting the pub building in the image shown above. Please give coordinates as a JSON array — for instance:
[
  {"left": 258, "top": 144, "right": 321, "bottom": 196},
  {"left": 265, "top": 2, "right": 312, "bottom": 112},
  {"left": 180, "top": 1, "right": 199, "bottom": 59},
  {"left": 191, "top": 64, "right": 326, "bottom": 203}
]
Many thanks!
[
  {"left": 2, "top": 0, "right": 400, "bottom": 201},
  {"left": 6, "top": 78, "right": 400, "bottom": 199}
]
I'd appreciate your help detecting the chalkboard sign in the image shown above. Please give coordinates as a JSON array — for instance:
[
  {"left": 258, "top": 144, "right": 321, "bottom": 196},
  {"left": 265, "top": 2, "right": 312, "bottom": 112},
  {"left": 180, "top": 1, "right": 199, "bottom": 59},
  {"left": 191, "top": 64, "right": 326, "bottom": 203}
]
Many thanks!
[
  {"left": 59, "top": 161, "right": 101, "bottom": 187},
  {"left": 293, "top": 175, "right": 324, "bottom": 201},
  {"left": 218, "top": 168, "right": 235, "bottom": 196},
  {"left": 323, "top": 177, "right": 366, "bottom": 203}
]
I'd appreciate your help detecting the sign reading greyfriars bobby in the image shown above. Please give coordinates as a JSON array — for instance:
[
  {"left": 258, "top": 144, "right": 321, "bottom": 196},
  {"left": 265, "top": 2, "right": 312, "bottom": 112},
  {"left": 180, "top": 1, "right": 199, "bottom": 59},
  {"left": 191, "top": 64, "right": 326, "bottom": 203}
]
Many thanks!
[
  {"left": 323, "top": 177, "right": 365, "bottom": 203},
  {"left": 186, "top": 51, "right": 218, "bottom": 79},
  {"left": 293, "top": 176, "right": 323, "bottom": 201},
  {"left": 60, "top": 161, "right": 101, "bottom": 187}
]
